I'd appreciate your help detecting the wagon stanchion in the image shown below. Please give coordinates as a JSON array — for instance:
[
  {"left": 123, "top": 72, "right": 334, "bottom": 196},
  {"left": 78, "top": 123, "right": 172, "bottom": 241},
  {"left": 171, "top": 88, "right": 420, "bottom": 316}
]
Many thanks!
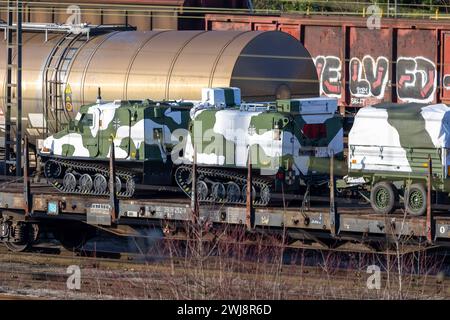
[
  {"left": 329, "top": 150, "right": 338, "bottom": 236},
  {"left": 426, "top": 155, "right": 433, "bottom": 243},
  {"left": 246, "top": 150, "right": 254, "bottom": 230},
  {"left": 23, "top": 135, "right": 30, "bottom": 216},
  {"left": 109, "top": 139, "right": 117, "bottom": 223},
  {"left": 15, "top": 0, "right": 23, "bottom": 177},
  {"left": 191, "top": 144, "right": 198, "bottom": 222}
]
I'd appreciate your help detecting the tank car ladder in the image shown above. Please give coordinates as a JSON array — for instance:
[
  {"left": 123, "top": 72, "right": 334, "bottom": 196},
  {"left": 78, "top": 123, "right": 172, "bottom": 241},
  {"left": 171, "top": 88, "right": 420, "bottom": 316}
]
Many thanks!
[
  {"left": 3, "top": 0, "right": 23, "bottom": 176},
  {"left": 41, "top": 24, "right": 135, "bottom": 137},
  {"left": 43, "top": 33, "right": 88, "bottom": 135}
]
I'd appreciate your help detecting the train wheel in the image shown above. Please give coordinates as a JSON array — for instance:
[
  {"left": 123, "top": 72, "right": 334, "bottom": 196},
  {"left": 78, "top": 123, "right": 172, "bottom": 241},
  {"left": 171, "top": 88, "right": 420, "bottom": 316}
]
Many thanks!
[
  {"left": 226, "top": 182, "right": 240, "bottom": 202},
  {"left": 370, "top": 182, "right": 397, "bottom": 214},
  {"left": 3, "top": 222, "right": 34, "bottom": 252},
  {"left": 405, "top": 183, "right": 427, "bottom": 216},
  {"left": 58, "top": 233, "right": 86, "bottom": 251},
  {"left": 93, "top": 174, "right": 108, "bottom": 193},
  {"left": 4, "top": 242, "right": 29, "bottom": 252},
  {"left": 63, "top": 172, "right": 77, "bottom": 191},
  {"left": 55, "top": 224, "right": 95, "bottom": 252},
  {"left": 79, "top": 174, "right": 93, "bottom": 193}
]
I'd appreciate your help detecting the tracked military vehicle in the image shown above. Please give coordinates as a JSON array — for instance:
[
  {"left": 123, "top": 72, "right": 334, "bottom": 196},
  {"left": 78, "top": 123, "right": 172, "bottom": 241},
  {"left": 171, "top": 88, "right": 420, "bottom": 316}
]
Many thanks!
[
  {"left": 174, "top": 89, "right": 344, "bottom": 206},
  {"left": 39, "top": 98, "right": 193, "bottom": 197}
]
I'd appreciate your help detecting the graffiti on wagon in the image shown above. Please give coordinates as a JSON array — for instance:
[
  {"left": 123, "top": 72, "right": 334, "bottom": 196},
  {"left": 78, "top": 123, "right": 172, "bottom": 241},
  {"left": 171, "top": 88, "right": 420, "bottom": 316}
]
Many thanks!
[{"left": 313, "top": 55, "right": 438, "bottom": 105}]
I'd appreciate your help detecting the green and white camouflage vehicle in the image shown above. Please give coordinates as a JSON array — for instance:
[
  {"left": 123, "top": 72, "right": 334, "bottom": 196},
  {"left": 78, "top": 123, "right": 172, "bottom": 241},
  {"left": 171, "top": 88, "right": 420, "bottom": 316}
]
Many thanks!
[
  {"left": 39, "top": 98, "right": 193, "bottom": 197},
  {"left": 175, "top": 92, "right": 344, "bottom": 205},
  {"left": 348, "top": 103, "right": 450, "bottom": 216},
  {"left": 39, "top": 87, "right": 344, "bottom": 205}
]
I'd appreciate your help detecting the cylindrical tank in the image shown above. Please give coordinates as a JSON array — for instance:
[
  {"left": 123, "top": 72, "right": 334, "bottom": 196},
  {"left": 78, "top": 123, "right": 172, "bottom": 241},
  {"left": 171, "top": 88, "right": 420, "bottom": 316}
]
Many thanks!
[{"left": 0, "top": 30, "right": 319, "bottom": 144}]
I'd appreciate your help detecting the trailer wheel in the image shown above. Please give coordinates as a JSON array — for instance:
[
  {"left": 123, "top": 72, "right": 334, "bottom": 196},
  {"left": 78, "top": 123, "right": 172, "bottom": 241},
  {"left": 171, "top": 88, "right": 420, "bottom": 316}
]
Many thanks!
[
  {"left": 405, "top": 183, "right": 427, "bottom": 216},
  {"left": 370, "top": 182, "right": 397, "bottom": 214}
]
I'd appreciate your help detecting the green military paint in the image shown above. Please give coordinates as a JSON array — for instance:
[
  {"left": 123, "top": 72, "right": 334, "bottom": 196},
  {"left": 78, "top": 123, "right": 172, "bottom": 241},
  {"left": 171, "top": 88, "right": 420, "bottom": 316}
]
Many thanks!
[{"left": 373, "top": 103, "right": 433, "bottom": 148}]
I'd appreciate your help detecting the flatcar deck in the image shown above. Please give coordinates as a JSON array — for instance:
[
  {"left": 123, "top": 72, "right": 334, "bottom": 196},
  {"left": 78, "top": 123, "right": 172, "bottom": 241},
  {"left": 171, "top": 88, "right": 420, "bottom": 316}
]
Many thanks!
[{"left": 0, "top": 180, "right": 449, "bottom": 249}]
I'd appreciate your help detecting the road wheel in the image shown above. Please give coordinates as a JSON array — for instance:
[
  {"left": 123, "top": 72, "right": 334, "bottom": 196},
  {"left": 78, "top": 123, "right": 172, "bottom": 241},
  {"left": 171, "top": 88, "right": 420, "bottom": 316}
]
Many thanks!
[
  {"left": 79, "top": 174, "right": 93, "bottom": 193},
  {"left": 63, "top": 172, "right": 77, "bottom": 191},
  {"left": 93, "top": 174, "right": 108, "bottom": 193},
  {"left": 260, "top": 185, "right": 271, "bottom": 204},
  {"left": 196, "top": 181, "right": 209, "bottom": 200},
  {"left": 226, "top": 182, "right": 241, "bottom": 202},
  {"left": 405, "top": 183, "right": 427, "bottom": 216},
  {"left": 211, "top": 182, "right": 226, "bottom": 200},
  {"left": 115, "top": 176, "right": 122, "bottom": 192},
  {"left": 370, "top": 181, "right": 397, "bottom": 214}
]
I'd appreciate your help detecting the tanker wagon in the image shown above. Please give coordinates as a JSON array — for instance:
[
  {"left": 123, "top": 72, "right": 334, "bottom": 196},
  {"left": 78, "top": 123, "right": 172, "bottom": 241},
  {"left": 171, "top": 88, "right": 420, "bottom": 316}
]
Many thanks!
[{"left": 348, "top": 103, "right": 450, "bottom": 216}]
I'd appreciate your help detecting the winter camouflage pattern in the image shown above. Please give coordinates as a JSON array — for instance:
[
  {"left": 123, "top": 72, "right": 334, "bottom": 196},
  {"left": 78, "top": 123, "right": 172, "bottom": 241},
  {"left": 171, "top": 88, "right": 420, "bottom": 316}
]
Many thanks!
[
  {"left": 348, "top": 103, "right": 450, "bottom": 188},
  {"left": 179, "top": 97, "right": 344, "bottom": 180},
  {"left": 40, "top": 99, "right": 193, "bottom": 162}
]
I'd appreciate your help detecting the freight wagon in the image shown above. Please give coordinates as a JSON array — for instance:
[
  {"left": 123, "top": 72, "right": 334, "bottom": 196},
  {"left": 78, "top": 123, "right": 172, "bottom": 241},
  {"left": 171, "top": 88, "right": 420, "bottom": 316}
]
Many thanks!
[
  {"left": 0, "top": 0, "right": 248, "bottom": 31},
  {"left": 205, "top": 14, "right": 450, "bottom": 112}
]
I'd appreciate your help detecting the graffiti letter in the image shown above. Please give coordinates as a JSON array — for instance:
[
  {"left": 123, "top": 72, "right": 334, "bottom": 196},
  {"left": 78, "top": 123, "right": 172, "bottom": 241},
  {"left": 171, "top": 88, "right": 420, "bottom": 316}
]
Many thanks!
[
  {"left": 314, "top": 56, "right": 342, "bottom": 99},
  {"left": 396, "top": 57, "right": 436, "bottom": 103},
  {"left": 349, "top": 55, "right": 389, "bottom": 99}
]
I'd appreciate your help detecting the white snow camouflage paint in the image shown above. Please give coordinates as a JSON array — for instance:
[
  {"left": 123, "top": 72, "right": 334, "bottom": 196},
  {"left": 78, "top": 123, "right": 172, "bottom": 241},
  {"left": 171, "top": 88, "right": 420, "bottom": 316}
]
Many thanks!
[{"left": 349, "top": 103, "right": 450, "bottom": 174}]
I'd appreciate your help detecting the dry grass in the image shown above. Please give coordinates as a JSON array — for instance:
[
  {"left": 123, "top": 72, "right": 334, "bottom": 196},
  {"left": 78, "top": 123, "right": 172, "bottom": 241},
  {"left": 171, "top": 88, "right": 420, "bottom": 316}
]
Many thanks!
[{"left": 0, "top": 211, "right": 447, "bottom": 299}]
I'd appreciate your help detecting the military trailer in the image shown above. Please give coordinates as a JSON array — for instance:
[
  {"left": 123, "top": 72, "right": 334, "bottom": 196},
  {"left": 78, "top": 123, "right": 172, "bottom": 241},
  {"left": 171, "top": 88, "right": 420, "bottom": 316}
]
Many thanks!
[
  {"left": 39, "top": 98, "right": 193, "bottom": 197},
  {"left": 348, "top": 103, "right": 450, "bottom": 216},
  {"left": 176, "top": 94, "right": 344, "bottom": 205}
]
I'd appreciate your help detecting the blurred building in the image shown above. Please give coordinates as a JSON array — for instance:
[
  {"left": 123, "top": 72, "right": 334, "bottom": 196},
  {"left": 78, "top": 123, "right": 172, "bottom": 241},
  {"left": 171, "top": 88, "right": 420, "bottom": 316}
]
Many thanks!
[{"left": 0, "top": 0, "right": 249, "bottom": 30}]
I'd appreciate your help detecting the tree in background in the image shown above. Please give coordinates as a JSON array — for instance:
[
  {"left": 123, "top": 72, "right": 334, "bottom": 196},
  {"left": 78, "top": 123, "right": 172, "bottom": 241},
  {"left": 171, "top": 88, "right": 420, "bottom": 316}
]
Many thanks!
[
  {"left": 252, "top": 0, "right": 450, "bottom": 14},
  {"left": 252, "top": 0, "right": 309, "bottom": 11}
]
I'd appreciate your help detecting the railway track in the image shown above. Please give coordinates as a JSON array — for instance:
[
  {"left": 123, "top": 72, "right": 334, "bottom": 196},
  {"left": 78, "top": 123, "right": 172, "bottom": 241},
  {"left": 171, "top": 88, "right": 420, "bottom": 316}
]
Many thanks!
[
  {"left": 0, "top": 210, "right": 445, "bottom": 300},
  {"left": 0, "top": 241, "right": 447, "bottom": 299}
]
